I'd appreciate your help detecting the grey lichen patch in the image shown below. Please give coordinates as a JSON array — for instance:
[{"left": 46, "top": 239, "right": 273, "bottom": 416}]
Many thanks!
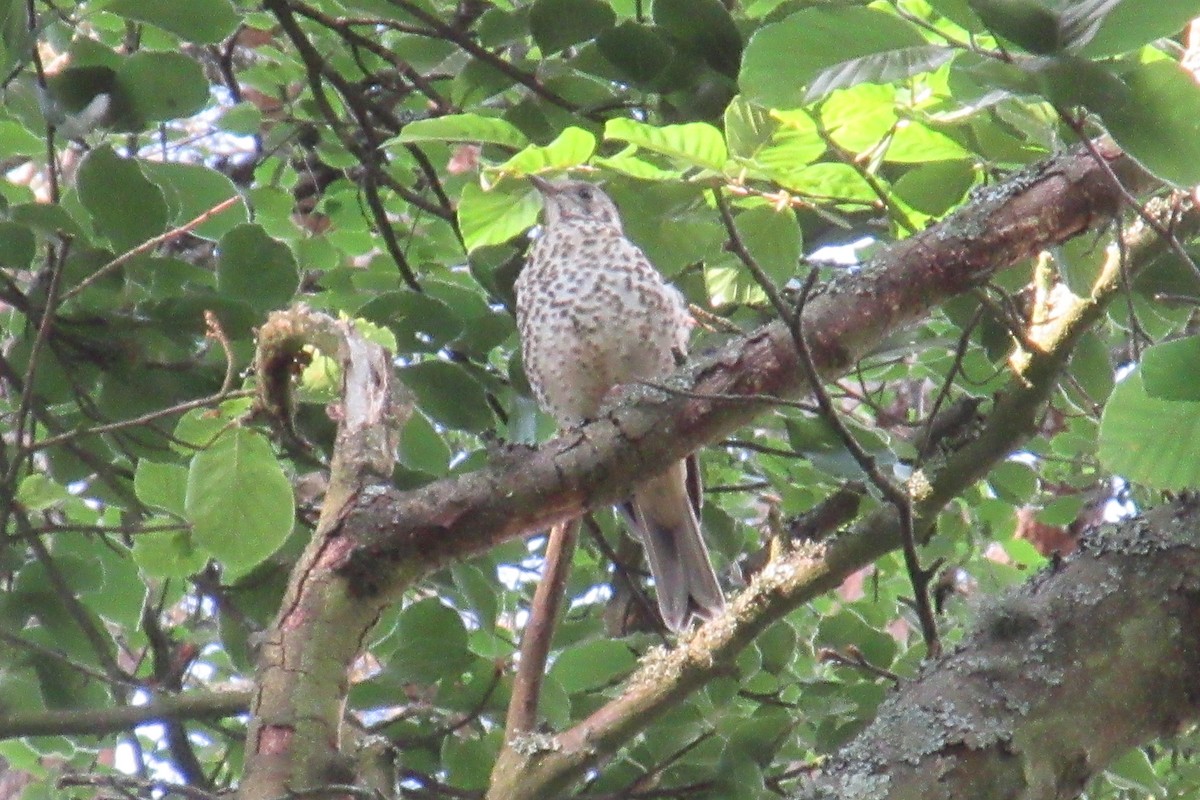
[
  {"left": 818, "top": 769, "right": 891, "bottom": 800},
  {"left": 360, "top": 483, "right": 389, "bottom": 499},
  {"left": 683, "top": 613, "right": 733, "bottom": 664},
  {"left": 730, "top": 541, "right": 828, "bottom": 620},
  {"left": 625, "top": 644, "right": 685, "bottom": 693},
  {"left": 1082, "top": 513, "right": 1196, "bottom": 557},
  {"left": 1062, "top": 574, "right": 1118, "bottom": 607},
  {"left": 907, "top": 469, "right": 933, "bottom": 502},
  {"left": 972, "top": 594, "right": 1042, "bottom": 644},
  {"left": 509, "top": 731, "right": 563, "bottom": 756}
]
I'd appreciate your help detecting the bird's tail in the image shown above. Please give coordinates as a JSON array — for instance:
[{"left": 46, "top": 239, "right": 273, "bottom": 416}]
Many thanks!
[{"left": 624, "top": 459, "right": 725, "bottom": 632}]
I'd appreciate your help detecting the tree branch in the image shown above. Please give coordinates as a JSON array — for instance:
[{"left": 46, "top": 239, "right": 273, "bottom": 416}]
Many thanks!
[
  {"left": 798, "top": 499, "right": 1200, "bottom": 800},
  {"left": 0, "top": 690, "right": 252, "bottom": 738},
  {"left": 504, "top": 519, "right": 581, "bottom": 738}
]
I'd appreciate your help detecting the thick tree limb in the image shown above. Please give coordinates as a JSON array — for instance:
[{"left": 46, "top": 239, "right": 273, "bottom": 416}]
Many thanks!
[
  {"left": 798, "top": 499, "right": 1200, "bottom": 800},
  {"left": 241, "top": 308, "right": 411, "bottom": 800},
  {"left": 337, "top": 142, "right": 1136, "bottom": 593}
]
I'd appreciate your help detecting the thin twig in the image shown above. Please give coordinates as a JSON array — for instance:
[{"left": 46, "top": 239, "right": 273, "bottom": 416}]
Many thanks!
[
  {"left": 504, "top": 518, "right": 580, "bottom": 738},
  {"left": 635, "top": 379, "right": 817, "bottom": 413},
  {"left": 917, "top": 305, "right": 983, "bottom": 463},
  {"left": 580, "top": 515, "right": 666, "bottom": 639},
  {"left": 0, "top": 627, "right": 141, "bottom": 689},
  {"left": 384, "top": 0, "right": 580, "bottom": 113},
  {"left": 27, "top": 389, "right": 252, "bottom": 454},
  {"left": 57, "top": 774, "right": 219, "bottom": 800},
  {"left": 61, "top": 196, "right": 243, "bottom": 302},
  {"left": 715, "top": 190, "right": 941, "bottom": 656},
  {"left": 791, "top": 274, "right": 941, "bottom": 658},
  {"left": 1064, "top": 119, "right": 1200, "bottom": 285},
  {"left": 264, "top": 0, "right": 423, "bottom": 290},
  {"left": 25, "top": 523, "right": 129, "bottom": 681},
  {"left": 818, "top": 646, "right": 902, "bottom": 685}
]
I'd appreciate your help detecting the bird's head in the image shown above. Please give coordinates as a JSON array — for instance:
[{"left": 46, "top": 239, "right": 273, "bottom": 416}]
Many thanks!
[{"left": 530, "top": 175, "right": 622, "bottom": 230}]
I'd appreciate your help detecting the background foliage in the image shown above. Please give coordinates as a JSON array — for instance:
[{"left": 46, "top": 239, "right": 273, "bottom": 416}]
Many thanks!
[{"left": 2, "top": 0, "right": 1200, "bottom": 798}]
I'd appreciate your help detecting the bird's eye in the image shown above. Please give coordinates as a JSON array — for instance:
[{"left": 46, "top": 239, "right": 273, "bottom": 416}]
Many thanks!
[{"left": 577, "top": 187, "right": 593, "bottom": 201}]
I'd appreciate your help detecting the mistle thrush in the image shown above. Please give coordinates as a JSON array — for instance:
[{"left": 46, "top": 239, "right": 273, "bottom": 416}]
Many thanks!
[{"left": 516, "top": 176, "right": 725, "bottom": 631}]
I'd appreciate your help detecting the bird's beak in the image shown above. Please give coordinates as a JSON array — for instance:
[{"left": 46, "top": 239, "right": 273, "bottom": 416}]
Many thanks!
[{"left": 529, "top": 174, "right": 556, "bottom": 194}]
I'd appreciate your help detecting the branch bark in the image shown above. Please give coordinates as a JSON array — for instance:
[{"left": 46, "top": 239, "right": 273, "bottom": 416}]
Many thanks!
[
  {"left": 338, "top": 142, "right": 1135, "bottom": 593},
  {"left": 240, "top": 307, "right": 412, "bottom": 800},
  {"left": 798, "top": 499, "right": 1200, "bottom": 800},
  {"left": 0, "top": 690, "right": 251, "bottom": 738}
]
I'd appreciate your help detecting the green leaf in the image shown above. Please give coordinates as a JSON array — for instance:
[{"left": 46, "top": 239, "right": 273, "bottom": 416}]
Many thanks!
[
  {"left": 1057, "top": 0, "right": 1125, "bottom": 51},
  {"left": 16, "top": 474, "right": 70, "bottom": 511},
  {"left": 400, "top": 360, "right": 496, "bottom": 433},
  {"left": 132, "top": 525, "right": 208, "bottom": 579},
  {"left": 1141, "top": 337, "right": 1200, "bottom": 402},
  {"left": 185, "top": 428, "right": 295, "bottom": 574},
  {"left": 140, "top": 161, "right": 246, "bottom": 241},
  {"left": 724, "top": 95, "right": 776, "bottom": 160},
  {"left": 593, "top": 145, "right": 684, "bottom": 180},
  {"left": 1091, "top": 60, "right": 1200, "bottom": 188},
  {"left": 457, "top": 181, "right": 541, "bottom": 252},
  {"left": 749, "top": 110, "right": 826, "bottom": 178},
  {"left": 1066, "top": 331, "right": 1115, "bottom": 406},
  {"left": 988, "top": 460, "right": 1037, "bottom": 504},
  {"left": 740, "top": 7, "right": 926, "bottom": 108},
  {"left": 105, "top": 0, "right": 239, "bottom": 44},
  {"left": 442, "top": 733, "right": 500, "bottom": 791},
  {"left": 653, "top": 0, "right": 742, "bottom": 78},
  {"left": 0, "top": 221, "right": 34, "bottom": 268},
  {"left": 893, "top": 161, "right": 975, "bottom": 215},
  {"left": 398, "top": 411, "right": 452, "bottom": 476},
  {"left": 595, "top": 22, "right": 674, "bottom": 86},
  {"left": 392, "top": 113, "right": 530, "bottom": 148},
  {"left": 530, "top": 0, "right": 615, "bottom": 54},
  {"left": 497, "top": 126, "right": 596, "bottom": 174},
  {"left": 782, "top": 162, "right": 877, "bottom": 203},
  {"left": 359, "top": 291, "right": 465, "bottom": 353},
  {"left": 821, "top": 84, "right": 899, "bottom": 155},
  {"left": 967, "top": 0, "right": 1065, "bottom": 53},
  {"left": 549, "top": 639, "right": 636, "bottom": 693},
  {"left": 885, "top": 121, "right": 969, "bottom": 163},
  {"left": 76, "top": 145, "right": 168, "bottom": 252},
  {"left": 134, "top": 460, "right": 188, "bottom": 516},
  {"left": 216, "top": 224, "right": 299, "bottom": 312},
  {"left": 818, "top": 609, "right": 896, "bottom": 668},
  {"left": 0, "top": 120, "right": 41, "bottom": 157},
  {"left": 172, "top": 407, "right": 232, "bottom": 452},
  {"left": 1098, "top": 372, "right": 1200, "bottom": 490},
  {"left": 385, "top": 598, "right": 472, "bottom": 683},
  {"left": 732, "top": 205, "right": 801, "bottom": 285},
  {"left": 604, "top": 118, "right": 727, "bottom": 171},
  {"left": 1105, "top": 748, "right": 1163, "bottom": 795},
  {"left": 806, "top": 45, "right": 956, "bottom": 104},
  {"left": 116, "top": 51, "right": 211, "bottom": 124},
  {"left": 1082, "top": 0, "right": 1200, "bottom": 57},
  {"left": 0, "top": 666, "right": 46, "bottom": 714}
]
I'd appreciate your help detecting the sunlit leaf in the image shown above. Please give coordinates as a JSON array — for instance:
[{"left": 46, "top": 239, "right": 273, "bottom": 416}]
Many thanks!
[
  {"left": 741, "top": 7, "right": 926, "bottom": 108},
  {"left": 806, "top": 45, "right": 956, "bottom": 104},
  {"left": 391, "top": 113, "right": 530, "bottom": 149},
  {"left": 604, "top": 118, "right": 727, "bottom": 171}
]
